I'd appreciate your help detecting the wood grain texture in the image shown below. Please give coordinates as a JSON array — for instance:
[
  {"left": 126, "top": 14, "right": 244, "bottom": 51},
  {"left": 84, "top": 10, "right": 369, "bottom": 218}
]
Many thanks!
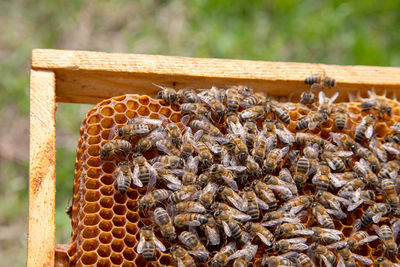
[{"left": 28, "top": 69, "right": 56, "bottom": 267}]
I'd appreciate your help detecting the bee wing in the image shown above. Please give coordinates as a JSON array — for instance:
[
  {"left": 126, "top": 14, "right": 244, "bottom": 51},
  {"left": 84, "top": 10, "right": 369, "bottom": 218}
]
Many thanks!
[
  {"left": 228, "top": 244, "right": 258, "bottom": 261},
  {"left": 131, "top": 164, "right": 143, "bottom": 188},
  {"left": 256, "top": 197, "right": 270, "bottom": 210},
  {"left": 154, "top": 236, "right": 166, "bottom": 252},
  {"left": 222, "top": 221, "right": 231, "bottom": 237},
  {"left": 256, "top": 232, "right": 272, "bottom": 246},
  {"left": 352, "top": 253, "right": 373, "bottom": 265},
  {"left": 181, "top": 114, "right": 191, "bottom": 126},
  {"left": 292, "top": 229, "right": 314, "bottom": 236},
  {"left": 318, "top": 91, "right": 327, "bottom": 106},
  {"left": 228, "top": 121, "right": 245, "bottom": 136},
  {"left": 383, "top": 143, "right": 400, "bottom": 154},
  {"left": 203, "top": 182, "right": 218, "bottom": 197},
  {"left": 286, "top": 237, "right": 307, "bottom": 244},
  {"left": 226, "top": 166, "right": 247, "bottom": 172},
  {"left": 229, "top": 208, "right": 252, "bottom": 222},
  {"left": 262, "top": 217, "right": 300, "bottom": 227},
  {"left": 347, "top": 200, "right": 363, "bottom": 212},
  {"left": 278, "top": 146, "right": 290, "bottom": 160},
  {"left": 276, "top": 128, "right": 295, "bottom": 145},
  {"left": 156, "top": 142, "right": 172, "bottom": 155},
  {"left": 167, "top": 203, "right": 176, "bottom": 217},
  {"left": 389, "top": 170, "right": 398, "bottom": 179},
  {"left": 227, "top": 195, "right": 247, "bottom": 212},
  {"left": 312, "top": 172, "right": 320, "bottom": 185},
  {"left": 329, "top": 173, "right": 349, "bottom": 188},
  {"left": 372, "top": 212, "right": 383, "bottom": 224},
  {"left": 370, "top": 138, "right": 387, "bottom": 162},
  {"left": 188, "top": 250, "right": 209, "bottom": 260},
  {"left": 372, "top": 224, "right": 385, "bottom": 240},
  {"left": 321, "top": 255, "right": 334, "bottom": 267},
  {"left": 326, "top": 241, "right": 347, "bottom": 249},
  {"left": 308, "top": 120, "right": 319, "bottom": 130},
  {"left": 359, "top": 235, "right": 378, "bottom": 245},
  {"left": 351, "top": 219, "right": 362, "bottom": 235},
  {"left": 146, "top": 163, "right": 157, "bottom": 194},
  {"left": 365, "top": 124, "right": 374, "bottom": 139},
  {"left": 265, "top": 135, "right": 277, "bottom": 152},
  {"left": 330, "top": 132, "right": 344, "bottom": 147},
  {"left": 326, "top": 158, "right": 337, "bottom": 171},
  {"left": 240, "top": 110, "right": 258, "bottom": 119},
  {"left": 392, "top": 221, "right": 400, "bottom": 239},
  {"left": 319, "top": 232, "right": 343, "bottom": 242},
  {"left": 224, "top": 178, "right": 238, "bottom": 192},
  {"left": 328, "top": 92, "right": 339, "bottom": 105},
  {"left": 335, "top": 151, "right": 353, "bottom": 157},
  {"left": 134, "top": 117, "right": 164, "bottom": 126},
  {"left": 326, "top": 208, "right": 347, "bottom": 219},
  {"left": 327, "top": 199, "right": 341, "bottom": 211},
  {"left": 289, "top": 204, "right": 306, "bottom": 215},
  {"left": 186, "top": 220, "right": 201, "bottom": 227},
  {"left": 136, "top": 235, "right": 145, "bottom": 254},
  {"left": 267, "top": 185, "right": 293, "bottom": 199},
  {"left": 205, "top": 225, "right": 220, "bottom": 246},
  {"left": 177, "top": 258, "right": 186, "bottom": 267},
  {"left": 164, "top": 175, "right": 183, "bottom": 191}
]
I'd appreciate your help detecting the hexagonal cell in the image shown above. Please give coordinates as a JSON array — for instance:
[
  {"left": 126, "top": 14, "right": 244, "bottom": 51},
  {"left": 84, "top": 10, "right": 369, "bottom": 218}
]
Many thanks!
[
  {"left": 148, "top": 102, "right": 160, "bottom": 112},
  {"left": 96, "top": 258, "right": 111, "bottom": 267},
  {"left": 126, "top": 211, "right": 139, "bottom": 223},
  {"left": 126, "top": 100, "right": 139, "bottom": 110},
  {"left": 88, "top": 114, "right": 101, "bottom": 124},
  {"left": 101, "top": 106, "right": 115, "bottom": 116},
  {"left": 81, "top": 251, "right": 98, "bottom": 265},
  {"left": 112, "top": 215, "right": 126, "bottom": 227},
  {"left": 87, "top": 124, "right": 101, "bottom": 136},
  {"left": 99, "top": 220, "right": 113, "bottom": 232},
  {"left": 137, "top": 106, "right": 150, "bottom": 116},
  {"left": 127, "top": 190, "right": 139, "bottom": 200},
  {"left": 99, "top": 232, "right": 113, "bottom": 244},
  {"left": 83, "top": 214, "right": 100, "bottom": 226},
  {"left": 97, "top": 244, "right": 111, "bottom": 258},
  {"left": 134, "top": 255, "right": 148, "bottom": 267},
  {"left": 100, "top": 174, "right": 114, "bottom": 186},
  {"left": 85, "top": 190, "right": 101, "bottom": 202},
  {"left": 112, "top": 227, "right": 126, "bottom": 239},
  {"left": 85, "top": 179, "right": 101, "bottom": 190},
  {"left": 114, "top": 193, "right": 127, "bottom": 204},
  {"left": 123, "top": 248, "right": 136, "bottom": 261},
  {"left": 67, "top": 242, "right": 77, "bottom": 257},
  {"left": 170, "top": 113, "right": 181, "bottom": 123},
  {"left": 159, "top": 255, "right": 173, "bottom": 265},
  {"left": 124, "top": 234, "right": 136, "bottom": 247},
  {"left": 100, "top": 208, "right": 113, "bottom": 220},
  {"left": 88, "top": 145, "right": 100, "bottom": 157},
  {"left": 101, "top": 129, "right": 113, "bottom": 140},
  {"left": 115, "top": 113, "right": 128, "bottom": 124},
  {"left": 110, "top": 252, "right": 124, "bottom": 265},
  {"left": 126, "top": 110, "right": 137, "bottom": 119},
  {"left": 126, "top": 223, "right": 138, "bottom": 235},
  {"left": 100, "top": 185, "right": 114, "bottom": 196},
  {"left": 102, "top": 162, "right": 115, "bottom": 174},
  {"left": 101, "top": 117, "right": 115, "bottom": 129},
  {"left": 100, "top": 197, "right": 114, "bottom": 208},
  {"left": 113, "top": 204, "right": 127, "bottom": 215},
  {"left": 88, "top": 135, "right": 101, "bottom": 145},
  {"left": 83, "top": 202, "right": 100, "bottom": 214},
  {"left": 82, "top": 226, "right": 100, "bottom": 239},
  {"left": 82, "top": 239, "right": 99, "bottom": 252},
  {"left": 87, "top": 167, "right": 101, "bottom": 179},
  {"left": 87, "top": 157, "right": 101, "bottom": 167},
  {"left": 114, "top": 103, "right": 127, "bottom": 113},
  {"left": 159, "top": 107, "right": 171, "bottom": 117}
]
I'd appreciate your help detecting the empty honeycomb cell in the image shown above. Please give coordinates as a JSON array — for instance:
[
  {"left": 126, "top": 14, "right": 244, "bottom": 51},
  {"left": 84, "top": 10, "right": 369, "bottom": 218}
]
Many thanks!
[
  {"left": 126, "top": 110, "right": 137, "bottom": 119},
  {"left": 99, "top": 232, "right": 113, "bottom": 244},
  {"left": 159, "top": 107, "right": 171, "bottom": 117},
  {"left": 83, "top": 214, "right": 101, "bottom": 226},
  {"left": 376, "top": 122, "right": 389, "bottom": 137},
  {"left": 96, "top": 259, "right": 111, "bottom": 267},
  {"left": 159, "top": 255, "right": 173, "bottom": 265},
  {"left": 126, "top": 223, "right": 138, "bottom": 235},
  {"left": 139, "top": 95, "right": 150, "bottom": 105},
  {"left": 81, "top": 251, "right": 98, "bottom": 265},
  {"left": 149, "top": 113, "right": 159, "bottom": 120},
  {"left": 88, "top": 114, "right": 101, "bottom": 124},
  {"left": 82, "top": 239, "right": 99, "bottom": 252},
  {"left": 170, "top": 113, "right": 181, "bottom": 123},
  {"left": 87, "top": 167, "right": 101, "bottom": 178},
  {"left": 101, "top": 162, "right": 115, "bottom": 174},
  {"left": 87, "top": 145, "right": 100, "bottom": 157},
  {"left": 101, "top": 129, "right": 113, "bottom": 140},
  {"left": 111, "top": 239, "right": 125, "bottom": 253},
  {"left": 82, "top": 226, "right": 100, "bottom": 239},
  {"left": 114, "top": 193, "right": 127, "bottom": 204},
  {"left": 85, "top": 190, "right": 101, "bottom": 202},
  {"left": 113, "top": 204, "right": 127, "bottom": 215},
  {"left": 97, "top": 244, "right": 111, "bottom": 258},
  {"left": 115, "top": 113, "right": 128, "bottom": 124},
  {"left": 100, "top": 185, "right": 114, "bottom": 196},
  {"left": 126, "top": 211, "right": 139, "bottom": 223},
  {"left": 101, "top": 106, "right": 114, "bottom": 116},
  {"left": 112, "top": 227, "right": 126, "bottom": 239},
  {"left": 123, "top": 234, "right": 136, "bottom": 247},
  {"left": 112, "top": 215, "right": 126, "bottom": 227},
  {"left": 85, "top": 179, "right": 101, "bottom": 190},
  {"left": 100, "top": 197, "right": 114, "bottom": 208},
  {"left": 83, "top": 202, "right": 100, "bottom": 213},
  {"left": 114, "top": 103, "right": 127, "bottom": 113},
  {"left": 137, "top": 106, "right": 150, "bottom": 116},
  {"left": 100, "top": 208, "right": 113, "bottom": 220},
  {"left": 126, "top": 100, "right": 139, "bottom": 110},
  {"left": 127, "top": 190, "right": 139, "bottom": 200},
  {"left": 87, "top": 157, "right": 101, "bottom": 167},
  {"left": 100, "top": 117, "right": 115, "bottom": 129},
  {"left": 87, "top": 124, "right": 101, "bottom": 136},
  {"left": 99, "top": 220, "right": 113, "bottom": 232},
  {"left": 88, "top": 135, "right": 101, "bottom": 145},
  {"left": 341, "top": 226, "right": 352, "bottom": 237},
  {"left": 110, "top": 252, "right": 124, "bottom": 265},
  {"left": 123, "top": 248, "right": 135, "bottom": 261},
  {"left": 100, "top": 174, "right": 114, "bottom": 185},
  {"left": 148, "top": 102, "right": 160, "bottom": 112},
  {"left": 134, "top": 255, "right": 147, "bottom": 267},
  {"left": 141, "top": 218, "right": 153, "bottom": 226}
]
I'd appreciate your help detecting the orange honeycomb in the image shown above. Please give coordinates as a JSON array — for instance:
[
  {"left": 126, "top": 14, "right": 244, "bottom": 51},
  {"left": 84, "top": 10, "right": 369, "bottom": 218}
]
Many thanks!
[{"left": 55, "top": 92, "right": 400, "bottom": 267}]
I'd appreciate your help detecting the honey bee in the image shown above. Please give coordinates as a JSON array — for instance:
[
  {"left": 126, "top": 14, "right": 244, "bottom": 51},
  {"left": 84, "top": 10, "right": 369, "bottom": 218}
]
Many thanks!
[
  {"left": 312, "top": 164, "right": 331, "bottom": 191},
  {"left": 219, "top": 186, "right": 247, "bottom": 211},
  {"left": 263, "top": 146, "right": 290, "bottom": 173},
  {"left": 133, "top": 155, "right": 157, "bottom": 189},
  {"left": 168, "top": 184, "right": 199, "bottom": 204},
  {"left": 320, "top": 150, "right": 353, "bottom": 172},
  {"left": 261, "top": 211, "right": 301, "bottom": 227},
  {"left": 334, "top": 104, "right": 349, "bottom": 130},
  {"left": 251, "top": 179, "right": 278, "bottom": 211},
  {"left": 177, "top": 88, "right": 198, "bottom": 103},
  {"left": 138, "top": 189, "right": 171, "bottom": 210},
  {"left": 304, "top": 73, "right": 336, "bottom": 88},
  {"left": 292, "top": 253, "right": 315, "bottom": 267},
  {"left": 311, "top": 203, "right": 335, "bottom": 229},
  {"left": 173, "top": 201, "right": 206, "bottom": 215},
  {"left": 381, "top": 179, "right": 400, "bottom": 211},
  {"left": 246, "top": 156, "right": 263, "bottom": 177},
  {"left": 198, "top": 182, "right": 218, "bottom": 208},
  {"left": 155, "top": 167, "right": 182, "bottom": 191},
  {"left": 115, "top": 162, "right": 134, "bottom": 193},
  {"left": 296, "top": 110, "right": 328, "bottom": 131},
  {"left": 279, "top": 195, "right": 313, "bottom": 215},
  {"left": 156, "top": 138, "right": 180, "bottom": 156},
  {"left": 279, "top": 168, "right": 296, "bottom": 184},
  {"left": 165, "top": 123, "right": 182, "bottom": 147},
  {"left": 378, "top": 160, "right": 400, "bottom": 180},
  {"left": 238, "top": 105, "right": 266, "bottom": 121},
  {"left": 214, "top": 209, "right": 246, "bottom": 243},
  {"left": 377, "top": 257, "right": 400, "bottom": 267},
  {"left": 361, "top": 97, "right": 392, "bottom": 119},
  {"left": 353, "top": 158, "right": 378, "bottom": 188},
  {"left": 181, "top": 155, "right": 199, "bottom": 186},
  {"left": 373, "top": 224, "right": 400, "bottom": 258},
  {"left": 180, "top": 103, "right": 209, "bottom": 118},
  {"left": 316, "top": 191, "right": 349, "bottom": 213},
  {"left": 274, "top": 222, "right": 314, "bottom": 237},
  {"left": 241, "top": 92, "right": 267, "bottom": 108},
  {"left": 100, "top": 139, "right": 132, "bottom": 159},
  {"left": 226, "top": 87, "right": 241, "bottom": 112},
  {"left": 137, "top": 226, "right": 166, "bottom": 260},
  {"left": 202, "top": 214, "right": 221, "bottom": 246},
  {"left": 330, "top": 242, "right": 373, "bottom": 267},
  {"left": 244, "top": 222, "right": 275, "bottom": 246},
  {"left": 228, "top": 243, "right": 258, "bottom": 267},
  {"left": 347, "top": 189, "right": 376, "bottom": 211},
  {"left": 310, "top": 243, "right": 338, "bottom": 267},
  {"left": 152, "top": 207, "right": 176, "bottom": 242},
  {"left": 267, "top": 99, "right": 291, "bottom": 124},
  {"left": 252, "top": 133, "right": 275, "bottom": 164},
  {"left": 261, "top": 254, "right": 296, "bottom": 267},
  {"left": 235, "top": 85, "right": 253, "bottom": 98},
  {"left": 344, "top": 231, "right": 378, "bottom": 251},
  {"left": 337, "top": 178, "right": 366, "bottom": 199},
  {"left": 198, "top": 88, "right": 226, "bottom": 120},
  {"left": 211, "top": 165, "right": 243, "bottom": 191},
  {"left": 353, "top": 203, "right": 391, "bottom": 232},
  {"left": 355, "top": 114, "right": 376, "bottom": 142},
  {"left": 154, "top": 83, "right": 178, "bottom": 104},
  {"left": 294, "top": 156, "right": 310, "bottom": 188},
  {"left": 135, "top": 127, "right": 166, "bottom": 153},
  {"left": 151, "top": 155, "right": 184, "bottom": 169},
  {"left": 310, "top": 227, "right": 343, "bottom": 244},
  {"left": 274, "top": 120, "right": 295, "bottom": 145},
  {"left": 242, "top": 187, "right": 269, "bottom": 220},
  {"left": 370, "top": 137, "right": 388, "bottom": 162},
  {"left": 264, "top": 175, "right": 297, "bottom": 200},
  {"left": 227, "top": 134, "right": 248, "bottom": 164},
  {"left": 273, "top": 238, "right": 309, "bottom": 253},
  {"left": 178, "top": 231, "right": 209, "bottom": 261},
  {"left": 171, "top": 245, "right": 196, "bottom": 267},
  {"left": 118, "top": 117, "right": 162, "bottom": 140},
  {"left": 194, "top": 141, "right": 213, "bottom": 167},
  {"left": 190, "top": 119, "right": 222, "bottom": 136},
  {"left": 300, "top": 90, "right": 316, "bottom": 105},
  {"left": 210, "top": 242, "right": 236, "bottom": 267},
  {"left": 174, "top": 213, "right": 209, "bottom": 227},
  {"left": 317, "top": 91, "right": 338, "bottom": 116}
]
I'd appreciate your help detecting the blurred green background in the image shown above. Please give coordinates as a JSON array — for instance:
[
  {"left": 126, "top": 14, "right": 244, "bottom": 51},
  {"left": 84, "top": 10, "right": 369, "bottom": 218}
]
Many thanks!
[{"left": 1, "top": 0, "right": 400, "bottom": 266}]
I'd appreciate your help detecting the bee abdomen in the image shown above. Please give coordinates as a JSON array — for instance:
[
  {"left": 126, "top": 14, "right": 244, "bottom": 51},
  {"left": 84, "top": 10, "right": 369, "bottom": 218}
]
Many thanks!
[
  {"left": 335, "top": 114, "right": 346, "bottom": 130},
  {"left": 142, "top": 242, "right": 156, "bottom": 260},
  {"left": 229, "top": 221, "right": 242, "bottom": 240},
  {"left": 296, "top": 118, "right": 308, "bottom": 130}
]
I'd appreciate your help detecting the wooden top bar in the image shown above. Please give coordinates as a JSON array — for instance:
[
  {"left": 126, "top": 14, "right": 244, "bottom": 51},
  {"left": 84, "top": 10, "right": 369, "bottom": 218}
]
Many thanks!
[{"left": 31, "top": 49, "right": 400, "bottom": 104}]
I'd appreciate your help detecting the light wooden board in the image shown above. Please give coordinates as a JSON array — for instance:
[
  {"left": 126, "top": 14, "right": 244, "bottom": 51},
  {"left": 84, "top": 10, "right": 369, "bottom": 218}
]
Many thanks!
[
  {"left": 32, "top": 49, "right": 400, "bottom": 104},
  {"left": 28, "top": 69, "right": 56, "bottom": 267}
]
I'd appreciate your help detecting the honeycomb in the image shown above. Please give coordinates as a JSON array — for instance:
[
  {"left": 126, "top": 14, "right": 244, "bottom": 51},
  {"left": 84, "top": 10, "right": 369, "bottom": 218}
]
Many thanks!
[{"left": 55, "top": 91, "right": 400, "bottom": 267}]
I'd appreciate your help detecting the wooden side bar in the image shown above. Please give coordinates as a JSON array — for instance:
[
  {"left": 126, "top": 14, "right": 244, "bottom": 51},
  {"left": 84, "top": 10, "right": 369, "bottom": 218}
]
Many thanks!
[
  {"left": 28, "top": 69, "right": 56, "bottom": 267},
  {"left": 32, "top": 49, "right": 400, "bottom": 104}
]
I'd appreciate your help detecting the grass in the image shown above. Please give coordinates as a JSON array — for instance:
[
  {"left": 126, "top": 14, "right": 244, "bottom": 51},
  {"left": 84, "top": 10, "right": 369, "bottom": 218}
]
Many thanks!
[{"left": 1, "top": 0, "right": 400, "bottom": 266}]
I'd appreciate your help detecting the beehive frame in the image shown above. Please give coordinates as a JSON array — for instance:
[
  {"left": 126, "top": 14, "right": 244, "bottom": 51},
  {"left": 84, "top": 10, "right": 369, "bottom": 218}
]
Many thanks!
[{"left": 29, "top": 49, "right": 400, "bottom": 267}]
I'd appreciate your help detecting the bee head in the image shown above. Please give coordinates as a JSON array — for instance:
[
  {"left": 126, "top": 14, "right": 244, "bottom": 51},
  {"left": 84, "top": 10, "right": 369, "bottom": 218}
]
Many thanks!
[
  {"left": 243, "top": 187, "right": 251, "bottom": 192},
  {"left": 377, "top": 257, "right": 385, "bottom": 263},
  {"left": 311, "top": 202, "right": 318, "bottom": 208},
  {"left": 118, "top": 127, "right": 123, "bottom": 137},
  {"left": 251, "top": 180, "right": 258, "bottom": 187},
  {"left": 142, "top": 226, "right": 152, "bottom": 231},
  {"left": 316, "top": 191, "right": 322, "bottom": 198},
  {"left": 264, "top": 175, "right": 273, "bottom": 183}
]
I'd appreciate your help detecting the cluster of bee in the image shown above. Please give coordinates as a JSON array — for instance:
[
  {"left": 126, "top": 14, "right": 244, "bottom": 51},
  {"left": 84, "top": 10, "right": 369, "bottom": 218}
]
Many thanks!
[{"left": 98, "top": 76, "right": 400, "bottom": 267}]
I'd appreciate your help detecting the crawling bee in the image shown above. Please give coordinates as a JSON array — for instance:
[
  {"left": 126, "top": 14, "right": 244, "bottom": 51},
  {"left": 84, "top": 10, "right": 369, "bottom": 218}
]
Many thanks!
[
  {"left": 118, "top": 117, "right": 162, "bottom": 140},
  {"left": 202, "top": 214, "right": 221, "bottom": 246},
  {"left": 133, "top": 155, "right": 157, "bottom": 188},
  {"left": 245, "top": 222, "right": 275, "bottom": 246},
  {"left": 238, "top": 105, "right": 266, "bottom": 121},
  {"left": 345, "top": 231, "right": 378, "bottom": 251},
  {"left": 353, "top": 203, "right": 391, "bottom": 232},
  {"left": 152, "top": 207, "right": 176, "bottom": 242},
  {"left": 304, "top": 73, "right": 336, "bottom": 88},
  {"left": 219, "top": 186, "right": 247, "bottom": 211},
  {"left": 168, "top": 184, "right": 199, "bottom": 204},
  {"left": 267, "top": 99, "right": 291, "bottom": 124},
  {"left": 228, "top": 243, "right": 258, "bottom": 267},
  {"left": 180, "top": 103, "right": 209, "bottom": 118},
  {"left": 300, "top": 90, "right": 316, "bottom": 105},
  {"left": 198, "top": 87, "right": 226, "bottom": 120},
  {"left": 138, "top": 189, "right": 172, "bottom": 210},
  {"left": 177, "top": 88, "right": 198, "bottom": 103},
  {"left": 347, "top": 188, "right": 376, "bottom": 211},
  {"left": 353, "top": 158, "right": 378, "bottom": 188},
  {"left": 264, "top": 175, "right": 296, "bottom": 200},
  {"left": 135, "top": 127, "right": 166, "bottom": 153},
  {"left": 294, "top": 156, "right": 310, "bottom": 188},
  {"left": 115, "top": 162, "right": 134, "bottom": 193},
  {"left": 310, "top": 227, "right": 343, "bottom": 244},
  {"left": 246, "top": 156, "right": 263, "bottom": 177},
  {"left": 337, "top": 178, "right": 366, "bottom": 199},
  {"left": 241, "top": 92, "right": 267, "bottom": 108},
  {"left": 296, "top": 110, "right": 328, "bottom": 130},
  {"left": 190, "top": 119, "right": 222, "bottom": 136},
  {"left": 311, "top": 203, "right": 335, "bottom": 229},
  {"left": 235, "top": 85, "right": 253, "bottom": 98},
  {"left": 310, "top": 243, "right": 338, "bottom": 267},
  {"left": 225, "top": 87, "right": 241, "bottom": 112},
  {"left": 178, "top": 231, "right": 209, "bottom": 261},
  {"left": 263, "top": 146, "right": 290, "bottom": 173},
  {"left": 273, "top": 238, "right": 309, "bottom": 253},
  {"left": 242, "top": 187, "right": 269, "bottom": 220},
  {"left": 252, "top": 133, "right": 275, "bottom": 164},
  {"left": 212, "top": 165, "right": 243, "bottom": 191},
  {"left": 355, "top": 114, "right": 376, "bottom": 142},
  {"left": 373, "top": 224, "right": 399, "bottom": 258},
  {"left": 334, "top": 104, "right": 349, "bottom": 130},
  {"left": 381, "top": 179, "right": 400, "bottom": 212},
  {"left": 174, "top": 213, "right": 209, "bottom": 227},
  {"left": 274, "top": 222, "right": 314, "bottom": 237},
  {"left": 312, "top": 164, "right": 331, "bottom": 192},
  {"left": 171, "top": 245, "right": 196, "bottom": 267},
  {"left": 198, "top": 182, "right": 218, "bottom": 208},
  {"left": 210, "top": 242, "right": 236, "bottom": 267},
  {"left": 155, "top": 83, "right": 178, "bottom": 104},
  {"left": 100, "top": 139, "right": 132, "bottom": 159},
  {"left": 173, "top": 201, "right": 206, "bottom": 215},
  {"left": 328, "top": 242, "right": 373, "bottom": 267},
  {"left": 262, "top": 210, "right": 301, "bottom": 227},
  {"left": 137, "top": 226, "right": 166, "bottom": 261},
  {"left": 165, "top": 123, "right": 182, "bottom": 147},
  {"left": 361, "top": 96, "right": 392, "bottom": 119},
  {"left": 214, "top": 209, "right": 246, "bottom": 243},
  {"left": 262, "top": 254, "right": 296, "bottom": 267},
  {"left": 315, "top": 191, "right": 348, "bottom": 213},
  {"left": 320, "top": 150, "right": 353, "bottom": 172},
  {"left": 151, "top": 155, "right": 184, "bottom": 169},
  {"left": 279, "top": 195, "right": 313, "bottom": 215}
]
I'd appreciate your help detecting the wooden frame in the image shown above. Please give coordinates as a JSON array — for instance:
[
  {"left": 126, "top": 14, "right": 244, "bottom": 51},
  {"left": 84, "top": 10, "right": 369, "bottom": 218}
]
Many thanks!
[{"left": 29, "top": 49, "right": 400, "bottom": 266}]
